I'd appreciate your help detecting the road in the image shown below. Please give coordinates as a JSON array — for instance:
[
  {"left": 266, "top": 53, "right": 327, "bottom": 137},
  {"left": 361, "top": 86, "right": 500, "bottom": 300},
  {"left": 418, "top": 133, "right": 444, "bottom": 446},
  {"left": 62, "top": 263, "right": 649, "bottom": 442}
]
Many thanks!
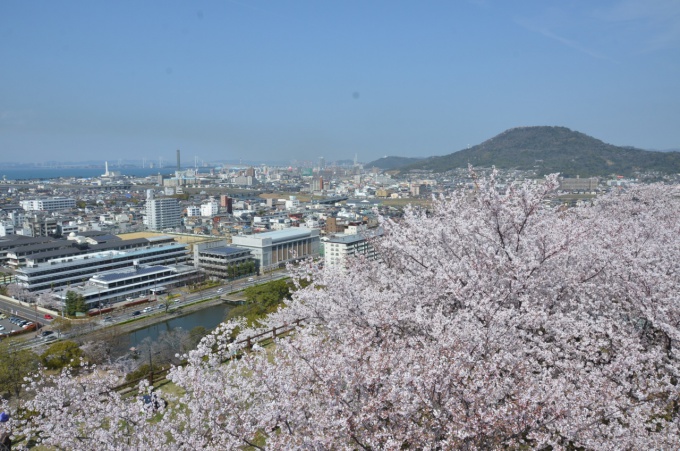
[
  {"left": 1, "top": 271, "right": 289, "bottom": 348},
  {"left": 62, "top": 272, "right": 288, "bottom": 331},
  {"left": 0, "top": 296, "right": 47, "bottom": 328}
]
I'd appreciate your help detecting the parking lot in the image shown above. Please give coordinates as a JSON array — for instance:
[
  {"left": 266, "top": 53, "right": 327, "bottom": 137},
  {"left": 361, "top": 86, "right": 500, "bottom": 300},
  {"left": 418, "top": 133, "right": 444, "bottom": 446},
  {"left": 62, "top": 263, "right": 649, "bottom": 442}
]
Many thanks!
[{"left": 0, "top": 311, "right": 37, "bottom": 336}]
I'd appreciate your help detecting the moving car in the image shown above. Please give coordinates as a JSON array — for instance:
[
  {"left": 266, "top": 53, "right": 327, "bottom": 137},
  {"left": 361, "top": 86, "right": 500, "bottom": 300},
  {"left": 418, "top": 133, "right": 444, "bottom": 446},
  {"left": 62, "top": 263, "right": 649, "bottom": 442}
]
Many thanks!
[
  {"left": 44, "top": 314, "right": 54, "bottom": 320},
  {"left": 132, "top": 311, "right": 141, "bottom": 316}
]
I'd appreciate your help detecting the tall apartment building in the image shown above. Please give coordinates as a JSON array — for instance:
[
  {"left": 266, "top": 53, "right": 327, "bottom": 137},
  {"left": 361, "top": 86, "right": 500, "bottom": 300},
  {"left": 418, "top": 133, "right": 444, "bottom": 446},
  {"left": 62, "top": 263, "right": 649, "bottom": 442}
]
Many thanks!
[
  {"left": 144, "top": 190, "right": 181, "bottom": 231},
  {"left": 220, "top": 195, "right": 233, "bottom": 214},
  {"left": 20, "top": 197, "right": 76, "bottom": 212},
  {"left": 311, "top": 176, "right": 324, "bottom": 192}
]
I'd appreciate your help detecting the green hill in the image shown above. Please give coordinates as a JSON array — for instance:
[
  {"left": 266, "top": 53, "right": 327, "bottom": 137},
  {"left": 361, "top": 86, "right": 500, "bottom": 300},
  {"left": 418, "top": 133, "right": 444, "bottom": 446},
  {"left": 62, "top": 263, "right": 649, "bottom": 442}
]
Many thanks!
[
  {"left": 399, "top": 126, "right": 680, "bottom": 177},
  {"left": 365, "top": 156, "right": 424, "bottom": 170}
]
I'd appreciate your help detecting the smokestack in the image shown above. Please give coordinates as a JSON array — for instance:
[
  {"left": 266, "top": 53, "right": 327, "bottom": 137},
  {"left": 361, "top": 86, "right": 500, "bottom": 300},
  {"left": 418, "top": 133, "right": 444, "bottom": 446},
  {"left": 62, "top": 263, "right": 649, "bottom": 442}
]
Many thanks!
[{"left": 176, "top": 149, "right": 181, "bottom": 171}]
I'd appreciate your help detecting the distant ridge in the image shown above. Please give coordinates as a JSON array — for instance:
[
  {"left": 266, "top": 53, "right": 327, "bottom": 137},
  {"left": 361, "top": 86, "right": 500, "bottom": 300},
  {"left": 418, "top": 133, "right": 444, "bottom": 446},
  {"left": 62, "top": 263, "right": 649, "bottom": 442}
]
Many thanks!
[
  {"left": 365, "top": 156, "right": 424, "bottom": 170},
  {"left": 395, "top": 126, "right": 680, "bottom": 177}
]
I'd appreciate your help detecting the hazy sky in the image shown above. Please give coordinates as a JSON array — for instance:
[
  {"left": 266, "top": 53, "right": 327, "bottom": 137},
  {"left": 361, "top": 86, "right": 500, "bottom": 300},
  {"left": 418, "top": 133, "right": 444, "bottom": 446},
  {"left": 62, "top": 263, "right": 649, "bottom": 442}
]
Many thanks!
[{"left": 2, "top": 1, "right": 679, "bottom": 165}]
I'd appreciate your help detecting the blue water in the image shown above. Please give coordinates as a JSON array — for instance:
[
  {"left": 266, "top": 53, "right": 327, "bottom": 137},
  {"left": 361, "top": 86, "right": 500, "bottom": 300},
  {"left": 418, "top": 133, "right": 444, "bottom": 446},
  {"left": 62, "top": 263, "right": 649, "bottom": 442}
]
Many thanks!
[
  {"left": 0, "top": 167, "right": 182, "bottom": 181},
  {"left": 123, "top": 303, "right": 233, "bottom": 351}
]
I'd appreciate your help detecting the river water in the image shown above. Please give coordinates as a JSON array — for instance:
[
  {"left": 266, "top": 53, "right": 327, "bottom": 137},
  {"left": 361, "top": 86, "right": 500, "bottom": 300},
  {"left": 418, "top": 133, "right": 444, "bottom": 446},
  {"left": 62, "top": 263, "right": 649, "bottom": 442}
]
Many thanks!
[{"left": 118, "top": 303, "right": 234, "bottom": 354}]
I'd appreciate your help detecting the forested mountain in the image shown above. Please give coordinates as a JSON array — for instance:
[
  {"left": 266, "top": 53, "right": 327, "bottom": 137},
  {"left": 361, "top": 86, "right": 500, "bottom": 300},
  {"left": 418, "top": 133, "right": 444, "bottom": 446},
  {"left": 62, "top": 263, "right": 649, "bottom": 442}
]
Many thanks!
[
  {"left": 364, "top": 156, "right": 423, "bottom": 170},
  {"left": 397, "top": 126, "right": 680, "bottom": 177}
]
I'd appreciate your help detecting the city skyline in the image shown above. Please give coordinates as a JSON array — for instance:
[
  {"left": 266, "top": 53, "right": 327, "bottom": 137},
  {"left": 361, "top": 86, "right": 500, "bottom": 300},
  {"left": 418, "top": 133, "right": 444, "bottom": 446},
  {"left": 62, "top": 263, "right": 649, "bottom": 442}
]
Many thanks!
[{"left": 2, "top": 1, "right": 680, "bottom": 164}]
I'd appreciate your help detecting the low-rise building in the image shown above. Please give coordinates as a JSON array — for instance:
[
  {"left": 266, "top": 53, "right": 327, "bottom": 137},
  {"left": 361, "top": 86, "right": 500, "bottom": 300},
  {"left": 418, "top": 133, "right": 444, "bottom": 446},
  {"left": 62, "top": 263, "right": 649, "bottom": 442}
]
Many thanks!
[
  {"left": 560, "top": 177, "right": 599, "bottom": 192},
  {"left": 51, "top": 263, "right": 199, "bottom": 308},
  {"left": 15, "top": 237, "right": 188, "bottom": 292},
  {"left": 20, "top": 197, "right": 76, "bottom": 212},
  {"left": 324, "top": 229, "right": 383, "bottom": 270},
  {"left": 232, "top": 228, "right": 320, "bottom": 271},
  {"left": 196, "top": 246, "right": 255, "bottom": 280}
]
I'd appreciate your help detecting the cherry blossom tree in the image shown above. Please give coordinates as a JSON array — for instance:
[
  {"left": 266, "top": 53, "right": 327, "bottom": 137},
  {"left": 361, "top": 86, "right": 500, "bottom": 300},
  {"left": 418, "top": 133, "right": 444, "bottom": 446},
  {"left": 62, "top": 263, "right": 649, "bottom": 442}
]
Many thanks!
[
  {"left": 35, "top": 291, "right": 58, "bottom": 310},
  {"left": 5, "top": 284, "right": 29, "bottom": 303},
  {"left": 4, "top": 175, "right": 680, "bottom": 450}
]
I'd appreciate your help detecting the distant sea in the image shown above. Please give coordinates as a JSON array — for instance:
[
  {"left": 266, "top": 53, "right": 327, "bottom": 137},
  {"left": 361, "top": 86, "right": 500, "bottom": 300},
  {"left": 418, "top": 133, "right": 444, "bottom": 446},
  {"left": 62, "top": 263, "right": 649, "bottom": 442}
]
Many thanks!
[{"left": 0, "top": 167, "right": 178, "bottom": 181}]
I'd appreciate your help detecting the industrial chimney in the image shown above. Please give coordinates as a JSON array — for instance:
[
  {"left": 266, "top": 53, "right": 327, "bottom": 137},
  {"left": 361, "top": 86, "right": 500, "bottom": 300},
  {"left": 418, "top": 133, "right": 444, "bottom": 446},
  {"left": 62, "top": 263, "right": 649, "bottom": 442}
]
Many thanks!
[{"left": 176, "top": 149, "right": 181, "bottom": 171}]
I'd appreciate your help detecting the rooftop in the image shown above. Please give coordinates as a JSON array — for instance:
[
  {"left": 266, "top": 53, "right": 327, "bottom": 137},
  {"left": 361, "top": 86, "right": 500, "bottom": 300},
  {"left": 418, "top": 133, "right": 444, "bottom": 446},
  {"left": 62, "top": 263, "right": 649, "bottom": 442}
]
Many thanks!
[
  {"left": 92, "top": 265, "right": 170, "bottom": 282},
  {"left": 200, "top": 246, "right": 250, "bottom": 256}
]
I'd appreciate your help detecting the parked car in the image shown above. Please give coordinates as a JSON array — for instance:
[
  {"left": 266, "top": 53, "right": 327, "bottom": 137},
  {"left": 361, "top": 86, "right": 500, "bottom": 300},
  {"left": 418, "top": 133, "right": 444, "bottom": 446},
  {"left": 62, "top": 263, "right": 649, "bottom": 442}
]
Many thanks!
[
  {"left": 0, "top": 325, "right": 4, "bottom": 331},
  {"left": 22, "top": 322, "right": 34, "bottom": 329},
  {"left": 0, "top": 313, "right": 7, "bottom": 319}
]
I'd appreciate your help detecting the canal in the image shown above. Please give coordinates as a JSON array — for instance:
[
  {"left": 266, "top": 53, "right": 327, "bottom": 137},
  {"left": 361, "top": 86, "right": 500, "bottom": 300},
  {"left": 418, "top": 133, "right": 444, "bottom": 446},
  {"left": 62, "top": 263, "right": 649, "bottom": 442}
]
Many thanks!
[{"left": 115, "top": 303, "right": 234, "bottom": 356}]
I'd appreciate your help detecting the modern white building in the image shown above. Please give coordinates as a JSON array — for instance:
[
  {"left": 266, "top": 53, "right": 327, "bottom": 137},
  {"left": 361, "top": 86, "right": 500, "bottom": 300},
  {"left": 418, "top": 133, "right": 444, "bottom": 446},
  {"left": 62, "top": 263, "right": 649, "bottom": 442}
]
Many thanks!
[
  {"left": 0, "top": 222, "right": 14, "bottom": 237},
  {"left": 324, "top": 229, "right": 383, "bottom": 270},
  {"left": 144, "top": 190, "right": 181, "bottom": 231},
  {"left": 231, "top": 228, "right": 320, "bottom": 271},
  {"left": 15, "top": 238, "right": 189, "bottom": 293},
  {"left": 200, "top": 198, "right": 219, "bottom": 217},
  {"left": 186, "top": 206, "right": 201, "bottom": 217},
  {"left": 51, "top": 263, "right": 199, "bottom": 308},
  {"left": 20, "top": 197, "right": 76, "bottom": 212},
  {"left": 285, "top": 196, "right": 300, "bottom": 210}
]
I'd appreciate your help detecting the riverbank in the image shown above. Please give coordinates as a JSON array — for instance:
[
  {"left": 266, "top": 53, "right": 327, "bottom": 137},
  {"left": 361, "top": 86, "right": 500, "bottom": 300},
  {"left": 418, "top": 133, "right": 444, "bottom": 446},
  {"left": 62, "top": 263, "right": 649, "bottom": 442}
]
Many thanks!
[{"left": 76, "top": 295, "right": 235, "bottom": 343}]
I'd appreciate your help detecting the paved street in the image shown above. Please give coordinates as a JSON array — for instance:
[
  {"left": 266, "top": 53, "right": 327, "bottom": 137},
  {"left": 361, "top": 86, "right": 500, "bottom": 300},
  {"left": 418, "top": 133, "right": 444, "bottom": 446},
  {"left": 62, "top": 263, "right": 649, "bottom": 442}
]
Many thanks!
[{"left": 1, "top": 271, "right": 290, "bottom": 345}]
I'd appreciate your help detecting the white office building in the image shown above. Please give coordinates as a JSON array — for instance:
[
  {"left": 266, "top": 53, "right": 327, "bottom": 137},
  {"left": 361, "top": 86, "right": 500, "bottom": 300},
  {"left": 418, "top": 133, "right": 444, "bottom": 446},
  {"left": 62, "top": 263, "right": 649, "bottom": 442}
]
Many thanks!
[
  {"left": 186, "top": 206, "right": 201, "bottom": 217},
  {"left": 232, "top": 228, "right": 320, "bottom": 271},
  {"left": 50, "top": 263, "right": 198, "bottom": 308},
  {"left": 0, "top": 223, "right": 15, "bottom": 237},
  {"left": 20, "top": 197, "right": 76, "bottom": 212},
  {"left": 200, "top": 198, "right": 219, "bottom": 217},
  {"left": 324, "top": 229, "right": 383, "bottom": 270},
  {"left": 15, "top": 239, "right": 189, "bottom": 293}
]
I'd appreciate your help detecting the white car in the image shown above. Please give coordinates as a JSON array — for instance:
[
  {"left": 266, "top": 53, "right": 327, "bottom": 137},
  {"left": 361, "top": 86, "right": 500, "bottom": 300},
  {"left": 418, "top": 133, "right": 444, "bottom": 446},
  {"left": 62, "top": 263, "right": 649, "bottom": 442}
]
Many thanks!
[
  {"left": 142, "top": 307, "right": 152, "bottom": 313},
  {"left": 247, "top": 277, "right": 254, "bottom": 282}
]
